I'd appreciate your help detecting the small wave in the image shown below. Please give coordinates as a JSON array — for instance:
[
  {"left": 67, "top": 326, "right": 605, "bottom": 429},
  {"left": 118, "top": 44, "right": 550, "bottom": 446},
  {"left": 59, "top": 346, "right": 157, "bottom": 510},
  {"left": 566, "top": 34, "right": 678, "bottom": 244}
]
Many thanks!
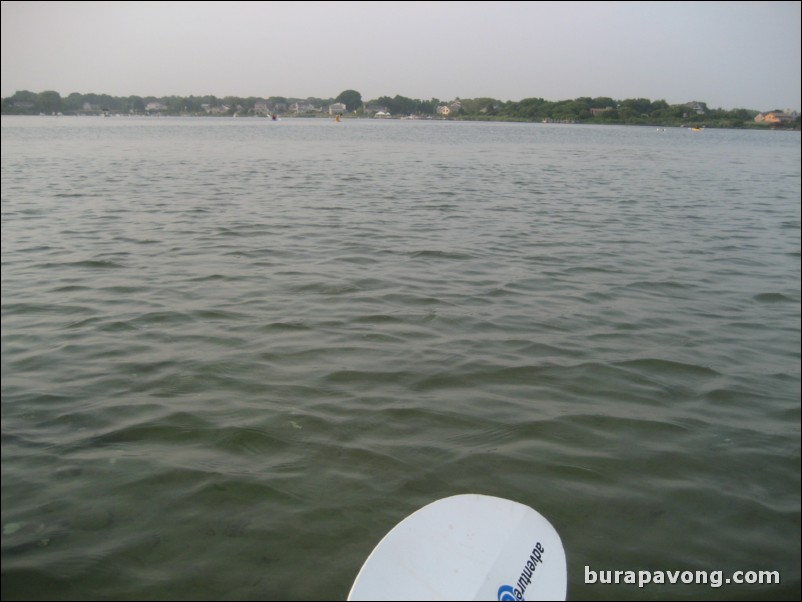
[
  {"left": 190, "top": 309, "right": 251, "bottom": 322},
  {"left": 323, "top": 369, "right": 417, "bottom": 387},
  {"left": 624, "top": 280, "right": 693, "bottom": 293},
  {"left": 408, "top": 249, "right": 476, "bottom": 260},
  {"left": 353, "top": 314, "right": 406, "bottom": 325},
  {"left": 616, "top": 358, "right": 720, "bottom": 378},
  {"left": 89, "top": 411, "right": 215, "bottom": 447},
  {"left": 34, "top": 259, "right": 125, "bottom": 270},
  {"left": 129, "top": 311, "right": 196, "bottom": 326},
  {"left": 290, "top": 281, "right": 362, "bottom": 295},
  {"left": 753, "top": 292, "right": 794, "bottom": 303},
  {"left": 259, "top": 320, "right": 311, "bottom": 331}
]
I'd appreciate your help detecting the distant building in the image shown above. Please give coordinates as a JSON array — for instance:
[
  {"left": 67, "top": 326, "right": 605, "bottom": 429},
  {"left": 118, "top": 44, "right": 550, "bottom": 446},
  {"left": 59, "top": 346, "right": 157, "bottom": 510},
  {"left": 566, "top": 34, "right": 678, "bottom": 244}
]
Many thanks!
[
  {"left": 200, "top": 103, "right": 228, "bottom": 115},
  {"left": 364, "top": 104, "right": 389, "bottom": 116},
  {"left": 145, "top": 102, "right": 167, "bottom": 112},
  {"left": 254, "top": 101, "right": 269, "bottom": 115},
  {"left": 329, "top": 102, "right": 347, "bottom": 115},
  {"left": 293, "top": 101, "right": 318, "bottom": 113},
  {"left": 436, "top": 105, "right": 451, "bottom": 116},
  {"left": 754, "top": 110, "right": 795, "bottom": 124},
  {"left": 684, "top": 101, "right": 706, "bottom": 115},
  {"left": 590, "top": 107, "right": 614, "bottom": 117}
]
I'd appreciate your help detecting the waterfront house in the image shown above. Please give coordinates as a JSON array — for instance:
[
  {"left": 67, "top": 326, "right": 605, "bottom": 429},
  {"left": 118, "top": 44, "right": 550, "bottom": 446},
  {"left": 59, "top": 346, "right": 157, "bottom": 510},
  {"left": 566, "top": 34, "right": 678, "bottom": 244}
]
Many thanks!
[{"left": 754, "top": 111, "right": 794, "bottom": 124}]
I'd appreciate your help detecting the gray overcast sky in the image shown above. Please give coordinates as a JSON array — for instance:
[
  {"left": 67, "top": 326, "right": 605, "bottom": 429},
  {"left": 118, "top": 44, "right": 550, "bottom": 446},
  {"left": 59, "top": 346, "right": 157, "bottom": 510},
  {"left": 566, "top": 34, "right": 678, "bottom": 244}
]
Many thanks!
[{"left": 2, "top": 1, "right": 800, "bottom": 110}]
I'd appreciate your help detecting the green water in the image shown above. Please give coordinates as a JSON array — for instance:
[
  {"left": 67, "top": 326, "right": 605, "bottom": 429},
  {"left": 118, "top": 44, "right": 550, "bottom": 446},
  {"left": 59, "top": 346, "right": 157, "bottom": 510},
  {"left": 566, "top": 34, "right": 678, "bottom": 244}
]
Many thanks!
[{"left": 1, "top": 116, "right": 800, "bottom": 600}]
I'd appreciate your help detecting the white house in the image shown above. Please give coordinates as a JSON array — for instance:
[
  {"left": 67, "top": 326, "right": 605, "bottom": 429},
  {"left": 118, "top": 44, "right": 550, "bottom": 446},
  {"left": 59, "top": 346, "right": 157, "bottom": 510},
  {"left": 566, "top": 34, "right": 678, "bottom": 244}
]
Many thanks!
[
  {"left": 329, "top": 102, "right": 347, "bottom": 115},
  {"left": 684, "top": 101, "right": 706, "bottom": 115},
  {"left": 293, "top": 101, "right": 318, "bottom": 113}
]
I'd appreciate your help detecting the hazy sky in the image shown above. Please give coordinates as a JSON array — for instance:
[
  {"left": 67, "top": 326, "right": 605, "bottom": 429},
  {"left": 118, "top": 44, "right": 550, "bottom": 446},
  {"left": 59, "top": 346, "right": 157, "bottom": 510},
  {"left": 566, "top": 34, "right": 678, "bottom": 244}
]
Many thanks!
[{"left": 2, "top": 1, "right": 800, "bottom": 110}]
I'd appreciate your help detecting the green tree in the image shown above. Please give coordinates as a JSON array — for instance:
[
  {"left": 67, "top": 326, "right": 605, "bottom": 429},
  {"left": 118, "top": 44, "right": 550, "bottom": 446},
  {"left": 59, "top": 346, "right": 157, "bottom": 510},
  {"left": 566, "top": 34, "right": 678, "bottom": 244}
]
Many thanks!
[
  {"left": 558, "top": 99, "right": 590, "bottom": 120},
  {"left": 619, "top": 97, "right": 652, "bottom": 117},
  {"left": 384, "top": 94, "right": 419, "bottom": 115},
  {"left": 376, "top": 96, "right": 394, "bottom": 111},
  {"left": 590, "top": 97, "right": 616, "bottom": 109},
  {"left": 1, "top": 91, "right": 38, "bottom": 114},
  {"left": 594, "top": 108, "right": 620, "bottom": 122},
  {"left": 63, "top": 92, "right": 84, "bottom": 112},
  {"left": 505, "top": 97, "right": 547, "bottom": 120},
  {"left": 128, "top": 96, "right": 145, "bottom": 113},
  {"left": 417, "top": 98, "right": 439, "bottom": 114},
  {"left": 461, "top": 97, "right": 502, "bottom": 116},
  {"left": 164, "top": 96, "right": 184, "bottom": 113},
  {"left": 336, "top": 89, "right": 362, "bottom": 112},
  {"left": 8, "top": 90, "right": 38, "bottom": 104},
  {"left": 95, "top": 94, "right": 117, "bottom": 111},
  {"left": 36, "top": 90, "right": 62, "bottom": 114}
]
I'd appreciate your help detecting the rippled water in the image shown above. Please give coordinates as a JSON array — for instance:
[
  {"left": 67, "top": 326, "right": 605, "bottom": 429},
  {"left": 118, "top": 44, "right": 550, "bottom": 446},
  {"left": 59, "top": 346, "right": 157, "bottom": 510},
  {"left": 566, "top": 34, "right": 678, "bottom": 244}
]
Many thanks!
[{"left": 2, "top": 116, "right": 800, "bottom": 600}]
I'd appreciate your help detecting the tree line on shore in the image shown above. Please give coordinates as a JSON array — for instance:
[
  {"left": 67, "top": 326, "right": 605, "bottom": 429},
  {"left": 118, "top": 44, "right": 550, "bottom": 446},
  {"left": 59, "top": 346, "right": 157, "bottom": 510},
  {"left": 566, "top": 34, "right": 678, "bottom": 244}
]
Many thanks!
[{"left": 2, "top": 88, "right": 798, "bottom": 129}]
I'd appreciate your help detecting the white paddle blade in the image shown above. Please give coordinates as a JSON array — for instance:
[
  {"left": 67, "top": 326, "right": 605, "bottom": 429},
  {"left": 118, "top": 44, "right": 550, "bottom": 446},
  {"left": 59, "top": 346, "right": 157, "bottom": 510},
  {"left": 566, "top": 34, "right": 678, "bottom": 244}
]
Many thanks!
[{"left": 348, "top": 494, "right": 566, "bottom": 601}]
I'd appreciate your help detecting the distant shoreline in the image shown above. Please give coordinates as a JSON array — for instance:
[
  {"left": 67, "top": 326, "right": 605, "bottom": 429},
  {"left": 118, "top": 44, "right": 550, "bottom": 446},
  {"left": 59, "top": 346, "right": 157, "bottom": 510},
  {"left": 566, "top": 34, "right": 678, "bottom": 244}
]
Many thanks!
[
  {"left": 2, "top": 112, "right": 799, "bottom": 131},
  {"left": 2, "top": 89, "right": 799, "bottom": 130}
]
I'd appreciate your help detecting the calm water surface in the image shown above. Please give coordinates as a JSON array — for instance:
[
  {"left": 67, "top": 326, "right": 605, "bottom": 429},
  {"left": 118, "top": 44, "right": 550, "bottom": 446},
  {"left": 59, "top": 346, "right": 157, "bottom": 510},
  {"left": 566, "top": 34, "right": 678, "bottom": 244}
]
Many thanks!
[{"left": 2, "top": 116, "right": 800, "bottom": 600}]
